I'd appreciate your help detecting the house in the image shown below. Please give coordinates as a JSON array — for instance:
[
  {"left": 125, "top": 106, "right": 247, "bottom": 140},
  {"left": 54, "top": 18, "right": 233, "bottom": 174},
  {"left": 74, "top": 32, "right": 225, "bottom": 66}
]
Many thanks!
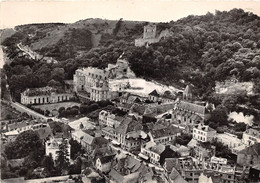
[
  {"left": 198, "top": 173, "right": 213, "bottom": 183},
  {"left": 21, "top": 86, "right": 72, "bottom": 105},
  {"left": 216, "top": 132, "right": 242, "bottom": 149},
  {"left": 109, "top": 155, "right": 142, "bottom": 183},
  {"left": 148, "top": 90, "right": 160, "bottom": 102},
  {"left": 232, "top": 144, "right": 247, "bottom": 155},
  {"left": 242, "top": 128, "right": 260, "bottom": 146},
  {"left": 172, "top": 101, "right": 206, "bottom": 133},
  {"left": 68, "top": 117, "right": 95, "bottom": 131},
  {"left": 3, "top": 123, "right": 52, "bottom": 142},
  {"left": 168, "top": 167, "right": 188, "bottom": 183},
  {"left": 98, "top": 110, "right": 124, "bottom": 128},
  {"left": 163, "top": 158, "right": 188, "bottom": 183},
  {"left": 177, "top": 145, "right": 190, "bottom": 157},
  {"left": 119, "top": 93, "right": 142, "bottom": 104},
  {"left": 114, "top": 116, "right": 143, "bottom": 152},
  {"left": 102, "top": 126, "right": 116, "bottom": 141},
  {"left": 72, "top": 130, "right": 108, "bottom": 153},
  {"left": 177, "top": 157, "right": 204, "bottom": 182},
  {"left": 193, "top": 142, "right": 216, "bottom": 161},
  {"left": 193, "top": 124, "right": 216, "bottom": 142},
  {"left": 148, "top": 125, "right": 182, "bottom": 144},
  {"left": 140, "top": 142, "right": 179, "bottom": 165},
  {"left": 45, "top": 137, "right": 71, "bottom": 161},
  {"left": 95, "top": 154, "right": 115, "bottom": 173},
  {"left": 237, "top": 143, "right": 260, "bottom": 167}
]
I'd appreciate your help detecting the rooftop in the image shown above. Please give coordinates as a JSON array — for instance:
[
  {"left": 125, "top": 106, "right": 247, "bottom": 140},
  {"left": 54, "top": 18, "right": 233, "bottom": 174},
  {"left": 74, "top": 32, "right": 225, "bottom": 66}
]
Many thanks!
[
  {"left": 22, "top": 86, "right": 65, "bottom": 96},
  {"left": 148, "top": 89, "right": 160, "bottom": 97},
  {"left": 239, "top": 143, "right": 260, "bottom": 156},
  {"left": 150, "top": 144, "right": 165, "bottom": 154},
  {"left": 98, "top": 154, "right": 115, "bottom": 164},
  {"left": 178, "top": 101, "right": 206, "bottom": 115},
  {"left": 194, "top": 124, "right": 216, "bottom": 132},
  {"left": 244, "top": 128, "right": 260, "bottom": 139},
  {"left": 150, "top": 125, "right": 182, "bottom": 139}
]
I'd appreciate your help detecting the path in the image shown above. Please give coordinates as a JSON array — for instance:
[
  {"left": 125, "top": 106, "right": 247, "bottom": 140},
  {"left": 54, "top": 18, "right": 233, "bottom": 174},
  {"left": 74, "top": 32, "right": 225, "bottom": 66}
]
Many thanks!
[{"left": 17, "top": 43, "right": 41, "bottom": 60}]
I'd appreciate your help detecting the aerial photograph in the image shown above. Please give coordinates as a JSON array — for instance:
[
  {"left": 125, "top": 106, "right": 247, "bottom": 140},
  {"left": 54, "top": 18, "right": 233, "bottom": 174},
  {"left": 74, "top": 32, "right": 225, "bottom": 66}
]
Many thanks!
[{"left": 0, "top": 1, "right": 260, "bottom": 182}]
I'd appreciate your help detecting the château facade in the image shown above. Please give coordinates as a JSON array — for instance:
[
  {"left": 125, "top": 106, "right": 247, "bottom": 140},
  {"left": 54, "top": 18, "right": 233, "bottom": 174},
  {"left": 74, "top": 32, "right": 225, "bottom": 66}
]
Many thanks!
[
  {"left": 73, "top": 55, "right": 135, "bottom": 102},
  {"left": 21, "top": 86, "right": 73, "bottom": 105}
]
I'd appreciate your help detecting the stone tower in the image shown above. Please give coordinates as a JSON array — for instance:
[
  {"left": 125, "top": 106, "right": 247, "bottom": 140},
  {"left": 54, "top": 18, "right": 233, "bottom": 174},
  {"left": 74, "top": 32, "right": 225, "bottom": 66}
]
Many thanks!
[
  {"left": 143, "top": 24, "right": 157, "bottom": 39},
  {"left": 183, "top": 84, "right": 193, "bottom": 100}
]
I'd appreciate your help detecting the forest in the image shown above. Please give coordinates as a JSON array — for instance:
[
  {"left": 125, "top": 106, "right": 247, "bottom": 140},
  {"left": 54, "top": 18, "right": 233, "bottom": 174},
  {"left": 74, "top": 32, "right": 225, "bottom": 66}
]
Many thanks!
[{"left": 1, "top": 8, "right": 260, "bottom": 125}]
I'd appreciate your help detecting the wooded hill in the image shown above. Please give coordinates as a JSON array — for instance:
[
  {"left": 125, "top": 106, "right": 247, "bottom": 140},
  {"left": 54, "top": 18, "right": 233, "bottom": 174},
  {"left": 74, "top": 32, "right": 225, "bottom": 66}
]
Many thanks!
[{"left": 1, "top": 9, "right": 260, "bottom": 123}]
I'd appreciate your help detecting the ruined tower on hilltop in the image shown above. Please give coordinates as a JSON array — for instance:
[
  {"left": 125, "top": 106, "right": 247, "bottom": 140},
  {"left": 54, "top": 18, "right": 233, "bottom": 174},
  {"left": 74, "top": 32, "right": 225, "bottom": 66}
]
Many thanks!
[{"left": 143, "top": 24, "right": 157, "bottom": 39}]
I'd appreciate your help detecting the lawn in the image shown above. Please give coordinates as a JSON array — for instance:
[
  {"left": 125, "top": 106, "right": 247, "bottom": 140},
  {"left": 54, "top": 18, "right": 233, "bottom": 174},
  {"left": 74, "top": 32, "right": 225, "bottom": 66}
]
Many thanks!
[{"left": 33, "top": 102, "right": 81, "bottom": 111}]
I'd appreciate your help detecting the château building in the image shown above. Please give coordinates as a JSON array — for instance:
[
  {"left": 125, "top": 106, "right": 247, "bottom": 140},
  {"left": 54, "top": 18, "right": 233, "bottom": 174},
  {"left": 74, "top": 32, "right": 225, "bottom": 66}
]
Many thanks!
[
  {"left": 21, "top": 86, "right": 72, "bottom": 105},
  {"left": 73, "top": 55, "right": 135, "bottom": 102}
]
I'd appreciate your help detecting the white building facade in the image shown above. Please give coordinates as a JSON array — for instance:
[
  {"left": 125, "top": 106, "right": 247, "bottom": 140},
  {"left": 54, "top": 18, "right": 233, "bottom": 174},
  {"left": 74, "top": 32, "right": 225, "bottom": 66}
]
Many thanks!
[{"left": 193, "top": 124, "right": 216, "bottom": 142}]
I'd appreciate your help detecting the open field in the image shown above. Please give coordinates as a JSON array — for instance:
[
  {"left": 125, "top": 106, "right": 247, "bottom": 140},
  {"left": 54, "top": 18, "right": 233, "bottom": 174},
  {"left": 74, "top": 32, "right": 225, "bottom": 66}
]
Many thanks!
[{"left": 33, "top": 101, "right": 81, "bottom": 111}]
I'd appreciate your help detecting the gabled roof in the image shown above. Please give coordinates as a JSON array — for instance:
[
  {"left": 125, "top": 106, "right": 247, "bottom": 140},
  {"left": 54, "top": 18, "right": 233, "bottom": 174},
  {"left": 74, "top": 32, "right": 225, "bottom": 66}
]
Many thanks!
[
  {"left": 238, "top": 143, "right": 260, "bottom": 156},
  {"left": 164, "top": 158, "right": 179, "bottom": 173},
  {"left": 131, "top": 104, "right": 146, "bottom": 115},
  {"left": 150, "top": 126, "right": 182, "bottom": 139},
  {"left": 8, "top": 122, "right": 29, "bottom": 131},
  {"left": 194, "top": 124, "right": 216, "bottom": 132},
  {"left": 72, "top": 130, "right": 94, "bottom": 145},
  {"left": 150, "top": 144, "right": 165, "bottom": 155},
  {"left": 245, "top": 128, "right": 260, "bottom": 139},
  {"left": 35, "top": 125, "right": 53, "bottom": 139},
  {"left": 148, "top": 90, "right": 160, "bottom": 97},
  {"left": 115, "top": 116, "right": 142, "bottom": 134},
  {"left": 169, "top": 167, "right": 187, "bottom": 183},
  {"left": 179, "top": 101, "right": 205, "bottom": 115},
  {"left": 109, "top": 169, "right": 124, "bottom": 183},
  {"left": 99, "top": 154, "right": 115, "bottom": 164}
]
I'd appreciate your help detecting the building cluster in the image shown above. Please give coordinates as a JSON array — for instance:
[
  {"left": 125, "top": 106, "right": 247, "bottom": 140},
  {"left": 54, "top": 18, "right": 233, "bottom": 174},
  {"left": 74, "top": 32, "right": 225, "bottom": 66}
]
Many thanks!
[
  {"left": 2, "top": 120, "right": 52, "bottom": 143},
  {"left": 4, "top": 24, "right": 260, "bottom": 183},
  {"left": 73, "top": 55, "right": 136, "bottom": 102}
]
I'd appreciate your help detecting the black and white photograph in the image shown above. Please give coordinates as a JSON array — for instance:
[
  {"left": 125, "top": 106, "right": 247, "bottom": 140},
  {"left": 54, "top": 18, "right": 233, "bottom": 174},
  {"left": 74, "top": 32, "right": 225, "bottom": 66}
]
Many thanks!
[{"left": 0, "top": 0, "right": 260, "bottom": 182}]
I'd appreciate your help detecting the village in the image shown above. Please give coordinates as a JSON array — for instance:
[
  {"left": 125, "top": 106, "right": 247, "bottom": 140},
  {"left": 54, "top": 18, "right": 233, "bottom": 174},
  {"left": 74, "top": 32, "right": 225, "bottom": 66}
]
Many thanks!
[{"left": 1, "top": 23, "right": 260, "bottom": 183}]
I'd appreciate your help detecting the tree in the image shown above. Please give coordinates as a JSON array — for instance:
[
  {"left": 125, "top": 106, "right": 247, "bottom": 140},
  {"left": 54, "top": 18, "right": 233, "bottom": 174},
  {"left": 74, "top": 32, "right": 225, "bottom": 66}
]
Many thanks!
[
  {"left": 4, "top": 130, "right": 43, "bottom": 159},
  {"left": 207, "top": 105, "right": 229, "bottom": 128},
  {"left": 176, "top": 133, "right": 192, "bottom": 145},
  {"left": 56, "top": 138, "right": 70, "bottom": 175},
  {"left": 69, "top": 139, "right": 83, "bottom": 160},
  {"left": 42, "top": 155, "right": 55, "bottom": 175}
]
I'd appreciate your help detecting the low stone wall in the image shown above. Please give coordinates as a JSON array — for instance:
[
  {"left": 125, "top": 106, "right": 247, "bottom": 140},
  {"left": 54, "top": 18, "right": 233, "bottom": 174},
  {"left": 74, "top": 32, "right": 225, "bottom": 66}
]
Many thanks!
[{"left": 10, "top": 102, "right": 50, "bottom": 122}]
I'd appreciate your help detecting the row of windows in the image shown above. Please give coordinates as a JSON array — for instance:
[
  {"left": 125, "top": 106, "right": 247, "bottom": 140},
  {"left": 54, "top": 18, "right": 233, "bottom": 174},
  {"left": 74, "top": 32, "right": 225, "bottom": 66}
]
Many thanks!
[
  {"left": 194, "top": 130, "right": 206, "bottom": 136},
  {"left": 155, "top": 136, "right": 174, "bottom": 143},
  {"left": 194, "top": 134, "right": 206, "bottom": 141},
  {"left": 88, "top": 72, "right": 107, "bottom": 80},
  {"left": 249, "top": 136, "right": 257, "bottom": 141}
]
